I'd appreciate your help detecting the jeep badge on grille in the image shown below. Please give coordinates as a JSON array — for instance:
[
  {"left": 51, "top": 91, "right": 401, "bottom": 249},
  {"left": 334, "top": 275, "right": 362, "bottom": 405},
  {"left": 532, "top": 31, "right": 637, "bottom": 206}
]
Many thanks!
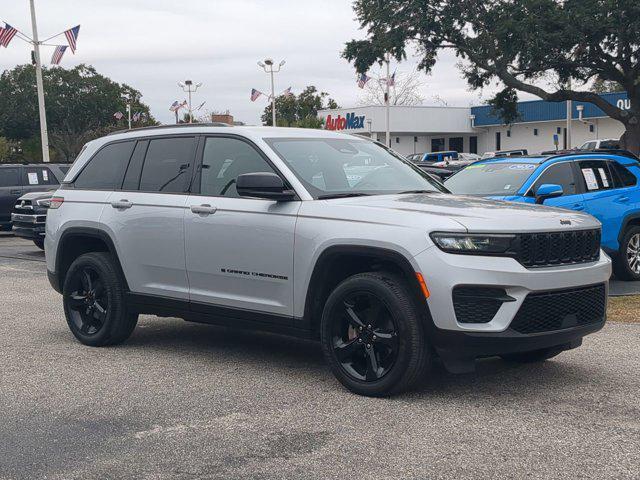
[{"left": 560, "top": 219, "right": 572, "bottom": 225}]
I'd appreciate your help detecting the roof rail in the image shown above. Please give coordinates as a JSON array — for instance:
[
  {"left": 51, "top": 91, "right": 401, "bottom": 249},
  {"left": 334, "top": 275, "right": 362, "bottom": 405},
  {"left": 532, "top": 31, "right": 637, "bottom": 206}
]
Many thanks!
[
  {"left": 540, "top": 148, "right": 640, "bottom": 162},
  {"left": 107, "top": 122, "right": 231, "bottom": 136}
]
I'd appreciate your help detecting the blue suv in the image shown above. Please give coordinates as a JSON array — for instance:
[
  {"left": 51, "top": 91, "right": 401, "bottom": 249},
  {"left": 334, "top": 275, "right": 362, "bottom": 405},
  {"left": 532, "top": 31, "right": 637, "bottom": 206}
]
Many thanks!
[{"left": 445, "top": 151, "right": 640, "bottom": 280}]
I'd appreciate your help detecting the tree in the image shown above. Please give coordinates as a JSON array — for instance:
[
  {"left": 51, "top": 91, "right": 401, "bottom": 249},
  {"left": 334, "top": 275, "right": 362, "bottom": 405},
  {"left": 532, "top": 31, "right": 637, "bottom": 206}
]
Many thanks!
[
  {"left": 0, "top": 64, "right": 156, "bottom": 161},
  {"left": 261, "top": 86, "right": 339, "bottom": 127},
  {"left": 343, "top": 0, "right": 640, "bottom": 153},
  {"left": 358, "top": 70, "right": 425, "bottom": 106}
]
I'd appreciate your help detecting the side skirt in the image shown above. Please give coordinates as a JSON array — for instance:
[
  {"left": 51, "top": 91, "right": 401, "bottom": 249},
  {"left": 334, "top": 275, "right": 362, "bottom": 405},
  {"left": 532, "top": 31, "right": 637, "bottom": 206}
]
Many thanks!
[{"left": 126, "top": 292, "right": 314, "bottom": 340}]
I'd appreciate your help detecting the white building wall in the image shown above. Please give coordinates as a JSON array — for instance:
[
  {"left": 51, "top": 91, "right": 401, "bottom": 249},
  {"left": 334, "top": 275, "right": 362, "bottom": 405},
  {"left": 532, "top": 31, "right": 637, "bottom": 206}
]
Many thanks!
[{"left": 478, "top": 117, "right": 625, "bottom": 154}]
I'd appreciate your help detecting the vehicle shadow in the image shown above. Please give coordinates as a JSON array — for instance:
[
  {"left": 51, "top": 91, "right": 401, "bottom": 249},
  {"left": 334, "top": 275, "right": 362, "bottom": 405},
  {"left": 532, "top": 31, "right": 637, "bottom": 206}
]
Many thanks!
[{"left": 74, "top": 315, "right": 612, "bottom": 402}]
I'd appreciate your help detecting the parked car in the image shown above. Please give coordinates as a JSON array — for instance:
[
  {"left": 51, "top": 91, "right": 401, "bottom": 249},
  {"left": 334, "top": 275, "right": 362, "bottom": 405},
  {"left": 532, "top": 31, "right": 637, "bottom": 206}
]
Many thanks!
[
  {"left": 481, "top": 149, "right": 529, "bottom": 159},
  {"left": 405, "top": 153, "right": 425, "bottom": 162},
  {"left": 0, "top": 163, "right": 70, "bottom": 231},
  {"left": 415, "top": 165, "right": 456, "bottom": 181},
  {"left": 579, "top": 139, "right": 620, "bottom": 150},
  {"left": 45, "top": 125, "right": 610, "bottom": 396},
  {"left": 11, "top": 190, "right": 56, "bottom": 249},
  {"left": 445, "top": 151, "right": 640, "bottom": 280},
  {"left": 431, "top": 152, "right": 482, "bottom": 170}
]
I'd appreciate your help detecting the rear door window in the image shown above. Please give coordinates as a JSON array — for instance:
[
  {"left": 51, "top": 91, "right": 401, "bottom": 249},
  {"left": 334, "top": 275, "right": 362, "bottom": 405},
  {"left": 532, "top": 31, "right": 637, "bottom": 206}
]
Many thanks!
[
  {"left": 138, "top": 137, "right": 196, "bottom": 193},
  {"left": 74, "top": 141, "right": 136, "bottom": 190},
  {"left": 23, "top": 167, "right": 58, "bottom": 186},
  {"left": 578, "top": 160, "right": 614, "bottom": 192},
  {"left": 531, "top": 162, "right": 577, "bottom": 196},
  {"left": 0, "top": 167, "right": 21, "bottom": 187}
]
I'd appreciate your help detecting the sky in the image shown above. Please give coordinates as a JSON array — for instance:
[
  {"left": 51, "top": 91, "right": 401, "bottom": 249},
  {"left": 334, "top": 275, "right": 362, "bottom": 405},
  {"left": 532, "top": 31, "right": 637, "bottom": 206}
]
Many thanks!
[{"left": 1, "top": 0, "right": 511, "bottom": 125}]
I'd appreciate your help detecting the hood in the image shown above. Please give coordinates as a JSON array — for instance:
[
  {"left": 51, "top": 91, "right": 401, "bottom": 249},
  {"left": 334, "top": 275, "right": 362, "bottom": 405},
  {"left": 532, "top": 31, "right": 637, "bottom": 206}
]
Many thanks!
[
  {"left": 325, "top": 193, "right": 600, "bottom": 233},
  {"left": 18, "top": 190, "right": 56, "bottom": 201}
]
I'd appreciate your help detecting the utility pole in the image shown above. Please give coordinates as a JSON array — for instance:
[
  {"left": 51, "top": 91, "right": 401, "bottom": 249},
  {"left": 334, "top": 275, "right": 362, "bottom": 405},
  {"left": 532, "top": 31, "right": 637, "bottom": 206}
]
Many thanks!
[
  {"left": 29, "top": 0, "right": 50, "bottom": 163},
  {"left": 385, "top": 53, "right": 391, "bottom": 147},
  {"left": 566, "top": 79, "right": 572, "bottom": 149},
  {"left": 258, "top": 58, "right": 285, "bottom": 127},
  {"left": 178, "top": 80, "right": 202, "bottom": 123}
]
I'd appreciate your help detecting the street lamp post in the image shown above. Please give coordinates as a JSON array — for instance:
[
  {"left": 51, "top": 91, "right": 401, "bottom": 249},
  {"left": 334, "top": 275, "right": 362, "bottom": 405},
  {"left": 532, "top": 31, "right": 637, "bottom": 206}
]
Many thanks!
[
  {"left": 178, "top": 79, "right": 202, "bottom": 123},
  {"left": 258, "top": 58, "right": 285, "bottom": 126}
]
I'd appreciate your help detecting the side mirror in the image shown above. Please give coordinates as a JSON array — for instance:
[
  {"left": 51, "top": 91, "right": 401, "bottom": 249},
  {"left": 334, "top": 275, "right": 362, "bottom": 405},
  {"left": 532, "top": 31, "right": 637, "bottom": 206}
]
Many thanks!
[
  {"left": 236, "top": 172, "right": 296, "bottom": 201},
  {"left": 535, "top": 183, "right": 563, "bottom": 204}
]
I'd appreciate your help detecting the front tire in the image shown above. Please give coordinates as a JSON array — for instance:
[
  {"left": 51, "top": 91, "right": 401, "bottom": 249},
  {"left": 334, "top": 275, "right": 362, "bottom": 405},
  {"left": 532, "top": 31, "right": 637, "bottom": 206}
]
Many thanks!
[
  {"left": 614, "top": 226, "right": 640, "bottom": 281},
  {"left": 62, "top": 252, "right": 138, "bottom": 346},
  {"left": 320, "top": 272, "right": 430, "bottom": 397}
]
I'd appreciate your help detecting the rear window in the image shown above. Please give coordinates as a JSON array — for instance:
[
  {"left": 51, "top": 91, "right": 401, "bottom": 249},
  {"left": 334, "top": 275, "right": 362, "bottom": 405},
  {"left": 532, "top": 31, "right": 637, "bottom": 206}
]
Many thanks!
[
  {"left": 0, "top": 167, "right": 20, "bottom": 187},
  {"left": 609, "top": 161, "right": 637, "bottom": 188},
  {"left": 23, "top": 167, "right": 58, "bottom": 186},
  {"left": 444, "top": 162, "right": 537, "bottom": 195},
  {"left": 74, "top": 141, "right": 135, "bottom": 190}
]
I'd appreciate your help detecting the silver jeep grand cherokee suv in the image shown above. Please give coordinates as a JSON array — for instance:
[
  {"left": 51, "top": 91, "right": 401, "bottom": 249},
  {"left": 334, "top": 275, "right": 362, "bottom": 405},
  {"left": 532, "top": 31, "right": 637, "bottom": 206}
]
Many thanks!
[{"left": 45, "top": 125, "right": 611, "bottom": 396}]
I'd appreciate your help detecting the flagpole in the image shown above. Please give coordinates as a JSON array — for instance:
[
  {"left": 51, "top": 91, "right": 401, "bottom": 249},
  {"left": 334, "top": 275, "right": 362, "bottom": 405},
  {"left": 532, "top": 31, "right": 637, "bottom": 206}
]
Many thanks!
[{"left": 28, "top": 0, "right": 50, "bottom": 163}]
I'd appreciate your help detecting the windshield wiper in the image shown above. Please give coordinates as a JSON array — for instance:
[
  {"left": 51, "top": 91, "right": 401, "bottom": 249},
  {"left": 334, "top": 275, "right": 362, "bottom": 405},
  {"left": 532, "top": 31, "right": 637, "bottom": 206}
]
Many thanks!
[
  {"left": 397, "top": 189, "right": 435, "bottom": 194},
  {"left": 318, "top": 192, "right": 372, "bottom": 200}
]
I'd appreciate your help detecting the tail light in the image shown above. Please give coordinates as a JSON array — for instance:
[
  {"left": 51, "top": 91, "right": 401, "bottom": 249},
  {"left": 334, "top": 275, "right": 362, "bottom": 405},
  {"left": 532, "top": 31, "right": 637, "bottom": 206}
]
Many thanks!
[{"left": 49, "top": 197, "right": 64, "bottom": 209}]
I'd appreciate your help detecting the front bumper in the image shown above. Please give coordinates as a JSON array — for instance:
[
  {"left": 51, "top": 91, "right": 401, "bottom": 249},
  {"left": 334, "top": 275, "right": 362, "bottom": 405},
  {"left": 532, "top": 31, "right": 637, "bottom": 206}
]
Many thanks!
[
  {"left": 415, "top": 246, "right": 611, "bottom": 333},
  {"left": 11, "top": 212, "right": 46, "bottom": 240}
]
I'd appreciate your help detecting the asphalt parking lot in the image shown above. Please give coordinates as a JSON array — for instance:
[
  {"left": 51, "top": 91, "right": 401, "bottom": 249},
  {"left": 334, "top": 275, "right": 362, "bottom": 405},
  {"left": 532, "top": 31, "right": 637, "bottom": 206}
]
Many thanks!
[{"left": 1, "top": 235, "right": 639, "bottom": 479}]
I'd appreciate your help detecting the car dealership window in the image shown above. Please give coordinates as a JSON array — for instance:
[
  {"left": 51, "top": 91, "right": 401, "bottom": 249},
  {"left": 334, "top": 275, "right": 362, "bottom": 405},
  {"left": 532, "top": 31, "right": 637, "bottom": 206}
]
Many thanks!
[
  {"left": 74, "top": 141, "right": 136, "bottom": 190},
  {"left": 200, "top": 137, "right": 278, "bottom": 198},
  {"left": 139, "top": 137, "right": 195, "bottom": 193}
]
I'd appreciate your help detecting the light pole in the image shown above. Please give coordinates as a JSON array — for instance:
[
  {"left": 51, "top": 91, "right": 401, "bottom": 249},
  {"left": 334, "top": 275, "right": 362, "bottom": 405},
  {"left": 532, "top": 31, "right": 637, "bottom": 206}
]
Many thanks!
[
  {"left": 178, "top": 79, "right": 202, "bottom": 123},
  {"left": 121, "top": 94, "right": 132, "bottom": 129},
  {"left": 29, "top": 0, "right": 50, "bottom": 162},
  {"left": 258, "top": 58, "right": 285, "bottom": 127}
]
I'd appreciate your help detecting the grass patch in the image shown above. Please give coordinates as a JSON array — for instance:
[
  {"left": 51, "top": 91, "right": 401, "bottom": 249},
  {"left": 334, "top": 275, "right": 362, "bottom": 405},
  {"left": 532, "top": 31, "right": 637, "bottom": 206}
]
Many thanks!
[{"left": 608, "top": 295, "right": 640, "bottom": 324}]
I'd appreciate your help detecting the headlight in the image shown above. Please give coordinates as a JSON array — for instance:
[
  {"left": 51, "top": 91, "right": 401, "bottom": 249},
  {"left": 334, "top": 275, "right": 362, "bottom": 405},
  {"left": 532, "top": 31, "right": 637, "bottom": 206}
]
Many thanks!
[
  {"left": 36, "top": 198, "right": 52, "bottom": 207},
  {"left": 430, "top": 232, "right": 516, "bottom": 254}
]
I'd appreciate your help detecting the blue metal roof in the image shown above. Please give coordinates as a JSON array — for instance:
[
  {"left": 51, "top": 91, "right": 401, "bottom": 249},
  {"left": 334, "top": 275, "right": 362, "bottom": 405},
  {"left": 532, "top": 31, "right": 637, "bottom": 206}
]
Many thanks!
[
  {"left": 477, "top": 156, "right": 546, "bottom": 164},
  {"left": 471, "top": 92, "right": 628, "bottom": 126}
]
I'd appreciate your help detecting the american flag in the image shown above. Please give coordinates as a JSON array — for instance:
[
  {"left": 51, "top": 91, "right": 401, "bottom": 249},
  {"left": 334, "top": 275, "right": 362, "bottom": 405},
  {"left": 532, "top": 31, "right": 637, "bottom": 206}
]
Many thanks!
[
  {"left": 51, "top": 45, "right": 67, "bottom": 65},
  {"left": 357, "top": 73, "right": 370, "bottom": 89},
  {"left": 113, "top": 111, "right": 124, "bottom": 120},
  {"left": 0, "top": 23, "right": 18, "bottom": 48},
  {"left": 282, "top": 87, "right": 293, "bottom": 97},
  {"left": 169, "top": 101, "right": 180, "bottom": 112},
  {"left": 387, "top": 70, "right": 396, "bottom": 87},
  {"left": 250, "top": 88, "right": 263, "bottom": 102},
  {"left": 132, "top": 112, "right": 141, "bottom": 122},
  {"left": 64, "top": 25, "right": 80, "bottom": 53}
]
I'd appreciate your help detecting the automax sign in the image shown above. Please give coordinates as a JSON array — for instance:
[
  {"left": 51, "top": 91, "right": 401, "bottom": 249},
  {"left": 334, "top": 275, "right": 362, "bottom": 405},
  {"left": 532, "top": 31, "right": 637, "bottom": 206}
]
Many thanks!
[{"left": 325, "top": 112, "right": 366, "bottom": 131}]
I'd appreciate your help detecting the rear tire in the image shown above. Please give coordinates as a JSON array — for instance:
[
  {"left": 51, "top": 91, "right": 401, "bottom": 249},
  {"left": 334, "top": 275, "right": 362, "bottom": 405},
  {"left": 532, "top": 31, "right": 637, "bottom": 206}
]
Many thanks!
[
  {"left": 320, "top": 272, "right": 430, "bottom": 397},
  {"left": 501, "top": 346, "right": 563, "bottom": 363},
  {"left": 614, "top": 226, "right": 640, "bottom": 281},
  {"left": 62, "top": 252, "right": 138, "bottom": 346},
  {"left": 33, "top": 238, "right": 45, "bottom": 250}
]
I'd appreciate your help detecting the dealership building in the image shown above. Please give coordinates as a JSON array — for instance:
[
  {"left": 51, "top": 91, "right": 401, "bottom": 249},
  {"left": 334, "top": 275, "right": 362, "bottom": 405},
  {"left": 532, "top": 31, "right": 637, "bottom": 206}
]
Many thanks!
[{"left": 317, "top": 92, "right": 629, "bottom": 156}]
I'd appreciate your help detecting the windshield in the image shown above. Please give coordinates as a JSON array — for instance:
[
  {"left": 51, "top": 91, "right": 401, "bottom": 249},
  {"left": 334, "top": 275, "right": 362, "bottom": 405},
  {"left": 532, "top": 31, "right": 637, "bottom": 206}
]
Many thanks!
[
  {"left": 264, "top": 137, "right": 448, "bottom": 198},
  {"left": 444, "top": 162, "right": 537, "bottom": 195}
]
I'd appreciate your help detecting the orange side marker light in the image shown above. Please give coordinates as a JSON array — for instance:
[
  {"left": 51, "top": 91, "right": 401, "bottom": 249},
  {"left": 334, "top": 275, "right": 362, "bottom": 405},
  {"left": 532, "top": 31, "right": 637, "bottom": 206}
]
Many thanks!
[{"left": 415, "top": 272, "right": 430, "bottom": 299}]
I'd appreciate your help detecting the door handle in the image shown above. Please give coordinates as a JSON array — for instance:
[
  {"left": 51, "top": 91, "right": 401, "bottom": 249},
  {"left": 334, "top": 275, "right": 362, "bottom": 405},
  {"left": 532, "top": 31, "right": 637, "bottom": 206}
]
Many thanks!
[
  {"left": 190, "top": 204, "right": 217, "bottom": 215},
  {"left": 617, "top": 196, "right": 630, "bottom": 203},
  {"left": 572, "top": 204, "right": 585, "bottom": 211},
  {"left": 111, "top": 200, "right": 133, "bottom": 210},
  {"left": 10, "top": 189, "right": 21, "bottom": 195}
]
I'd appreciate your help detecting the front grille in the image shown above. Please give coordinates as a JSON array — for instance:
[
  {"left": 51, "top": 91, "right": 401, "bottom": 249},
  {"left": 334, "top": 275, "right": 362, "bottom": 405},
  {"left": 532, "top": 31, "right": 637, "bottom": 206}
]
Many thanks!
[
  {"left": 515, "top": 229, "right": 600, "bottom": 268},
  {"left": 510, "top": 283, "right": 606, "bottom": 334},
  {"left": 453, "top": 286, "right": 512, "bottom": 324}
]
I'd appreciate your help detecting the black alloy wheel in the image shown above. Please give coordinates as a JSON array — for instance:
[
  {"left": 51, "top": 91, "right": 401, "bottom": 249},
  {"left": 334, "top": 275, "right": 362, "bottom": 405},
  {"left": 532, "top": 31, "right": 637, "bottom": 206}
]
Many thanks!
[
  {"left": 320, "top": 272, "right": 430, "bottom": 397},
  {"left": 331, "top": 292, "right": 399, "bottom": 382},
  {"left": 66, "top": 266, "right": 108, "bottom": 336},
  {"left": 62, "top": 252, "right": 138, "bottom": 346}
]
